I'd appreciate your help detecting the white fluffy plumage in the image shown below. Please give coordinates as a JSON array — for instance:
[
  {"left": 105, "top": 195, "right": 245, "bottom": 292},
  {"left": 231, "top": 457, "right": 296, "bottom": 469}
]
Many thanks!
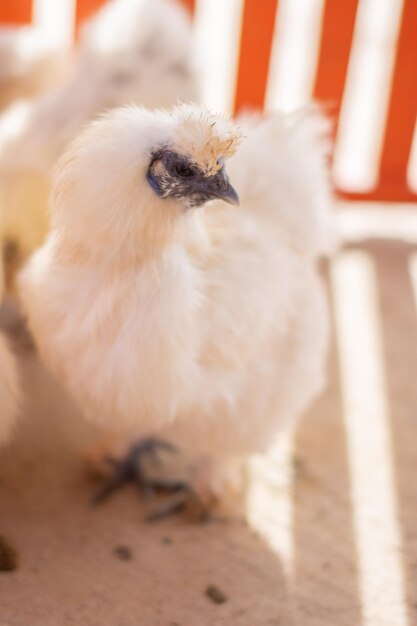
[
  {"left": 18, "top": 103, "right": 332, "bottom": 500},
  {"left": 0, "top": 0, "right": 198, "bottom": 285}
]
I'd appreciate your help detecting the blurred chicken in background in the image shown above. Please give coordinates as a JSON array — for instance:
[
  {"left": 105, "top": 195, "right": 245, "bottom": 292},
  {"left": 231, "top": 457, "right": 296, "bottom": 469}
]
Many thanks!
[
  {"left": 0, "top": 0, "right": 199, "bottom": 289},
  {"left": 0, "top": 26, "right": 69, "bottom": 111}
]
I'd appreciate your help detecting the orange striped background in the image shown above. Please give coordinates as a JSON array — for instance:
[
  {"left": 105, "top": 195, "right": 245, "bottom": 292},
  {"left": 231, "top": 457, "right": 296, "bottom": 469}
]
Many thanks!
[{"left": 0, "top": 0, "right": 416, "bottom": 203}]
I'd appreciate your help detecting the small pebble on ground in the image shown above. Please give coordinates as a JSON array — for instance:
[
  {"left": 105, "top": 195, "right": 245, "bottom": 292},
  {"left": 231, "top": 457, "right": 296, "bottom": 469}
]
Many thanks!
[
  {"left": 0, "top": 535, "right": 18, "bottom": 572},
  {"left": 113, "top": 545, "right": 133, "bottom": 561},
  {"left": 205, "top": 584, "right": 228, "bottom": 604}
]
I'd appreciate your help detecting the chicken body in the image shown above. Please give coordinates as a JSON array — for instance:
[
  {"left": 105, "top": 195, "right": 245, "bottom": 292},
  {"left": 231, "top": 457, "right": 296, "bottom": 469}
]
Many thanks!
[
  {"left": 18, "top": 104, "right": 331, "bottom": 499},
  {"left": 0, "top": 0, "right": 198, "bottom": 287}
]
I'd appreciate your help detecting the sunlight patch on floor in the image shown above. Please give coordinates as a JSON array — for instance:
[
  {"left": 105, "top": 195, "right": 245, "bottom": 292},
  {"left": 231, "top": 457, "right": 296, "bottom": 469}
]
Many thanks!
[
  {"left": 247, "top": 433, "right": 294, "bottom": 577},
  {"left": 408, "top": 253, "right": 417, "bottom": 313},
  {"left": 331, "top": 250, "right": 408, "bottom": 626}
]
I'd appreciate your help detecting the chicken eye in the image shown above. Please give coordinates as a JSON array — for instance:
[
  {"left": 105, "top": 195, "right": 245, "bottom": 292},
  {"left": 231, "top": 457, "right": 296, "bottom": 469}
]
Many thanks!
[{"left": 174, "top": 163, "right": 195, "bottom": 178}]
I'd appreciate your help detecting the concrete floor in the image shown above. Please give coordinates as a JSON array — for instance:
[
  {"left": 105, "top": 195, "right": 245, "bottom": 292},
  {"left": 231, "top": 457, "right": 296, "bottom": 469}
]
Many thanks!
[{"left": 0, "top": 228, "right": 416, "bottom": 626}]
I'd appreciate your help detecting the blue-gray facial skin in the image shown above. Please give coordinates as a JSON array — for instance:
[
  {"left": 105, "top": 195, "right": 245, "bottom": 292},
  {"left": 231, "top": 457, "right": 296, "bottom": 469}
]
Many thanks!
[{"left": 147, "top": 149, "right": 239, "bottom": 208}]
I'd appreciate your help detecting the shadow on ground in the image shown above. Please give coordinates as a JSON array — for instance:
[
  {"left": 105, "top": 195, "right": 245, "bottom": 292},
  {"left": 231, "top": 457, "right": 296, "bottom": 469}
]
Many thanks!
[{"left": 1, "top": 237, "right": 416, "bottom": 625}]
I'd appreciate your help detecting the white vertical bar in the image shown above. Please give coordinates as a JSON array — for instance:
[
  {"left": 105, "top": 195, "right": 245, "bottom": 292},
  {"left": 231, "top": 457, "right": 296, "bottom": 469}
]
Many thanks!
[
  {"left": 33, "top": 0, "right": 76, "bottom": 47},
  {"left": 265, "top": 0, "right": 325, "bottom": 113},
  {"left": 193, "top": 0, "right": 244, "bottom": 114},
  {"left": 333, "top": 0, "right": 404, "bottom": 192},
  {"left": 406, "top": 121, "right": 417, "bottom": 193},
  {"left": 331, "top": 251, "right": 408, "bottom": 626}
]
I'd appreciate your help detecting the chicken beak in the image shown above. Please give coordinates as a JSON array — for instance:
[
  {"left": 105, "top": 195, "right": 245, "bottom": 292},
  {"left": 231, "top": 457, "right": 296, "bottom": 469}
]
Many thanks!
[
  {"left": 206, "top": 169, "right": 240, "bottom": 206},
  {"left": 216, "top": 183, "right": 240, "bottom": 206}
]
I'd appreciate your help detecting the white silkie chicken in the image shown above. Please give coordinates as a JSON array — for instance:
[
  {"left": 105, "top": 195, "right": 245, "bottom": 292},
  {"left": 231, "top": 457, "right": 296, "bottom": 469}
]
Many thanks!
[
  {"left": 18, "top": 103, "right": 332, "bottom": 512},
  {"left": 0, "top": 0, "right": 198, "bottom": 287}
]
